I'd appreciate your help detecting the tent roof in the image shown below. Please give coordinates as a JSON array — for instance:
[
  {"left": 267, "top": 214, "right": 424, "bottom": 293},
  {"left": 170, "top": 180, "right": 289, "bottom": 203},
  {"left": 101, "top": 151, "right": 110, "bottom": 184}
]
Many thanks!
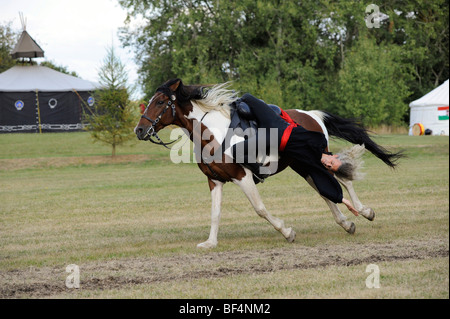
[
  {"left": 0, "top": 65, "right": 100, "bottom": 92},
  {"left": 10, "top": 30, "right": 44, "bottom": 59},
  {"left": 409, "top": 79, "right": 449, "bottom": 108}
]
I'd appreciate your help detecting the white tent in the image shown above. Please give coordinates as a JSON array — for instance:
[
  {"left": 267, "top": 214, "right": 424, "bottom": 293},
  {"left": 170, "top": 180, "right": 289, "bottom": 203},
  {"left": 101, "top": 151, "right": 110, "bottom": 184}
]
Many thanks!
[
  {"left": 409, "top": 79, "right": 449, "bottom": 136},
  {"left": 0, "top": 65, "right": 99, "bottom": 92}
]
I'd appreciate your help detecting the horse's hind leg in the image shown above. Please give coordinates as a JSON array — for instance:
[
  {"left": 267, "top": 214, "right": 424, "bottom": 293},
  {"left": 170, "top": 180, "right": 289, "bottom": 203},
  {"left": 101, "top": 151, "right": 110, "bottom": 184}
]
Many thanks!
[
  {"left": 233, "top": 168, "right": 296, "bottom": 242},
  {"left": 306, "top": 176, "right": 356, "bottom": 234},
  {"left": 324, "top": 198, "right": 356, "bottom": 234},
  {"left": 336, "top": 177, "right": 375, "bottom": 221}
]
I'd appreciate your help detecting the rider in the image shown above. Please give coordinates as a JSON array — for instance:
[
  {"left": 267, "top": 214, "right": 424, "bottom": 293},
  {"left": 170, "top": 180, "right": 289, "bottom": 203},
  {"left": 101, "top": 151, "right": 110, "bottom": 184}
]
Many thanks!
[{"left": 231, "top": 93, "right": 359, "bottom": 216}]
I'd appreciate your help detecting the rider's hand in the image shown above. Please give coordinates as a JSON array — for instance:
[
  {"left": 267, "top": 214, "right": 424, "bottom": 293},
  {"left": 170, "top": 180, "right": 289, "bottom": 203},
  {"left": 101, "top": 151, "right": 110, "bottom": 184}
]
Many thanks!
[{"left": 342, "top": 198, "right": 359, "bottom": 216}]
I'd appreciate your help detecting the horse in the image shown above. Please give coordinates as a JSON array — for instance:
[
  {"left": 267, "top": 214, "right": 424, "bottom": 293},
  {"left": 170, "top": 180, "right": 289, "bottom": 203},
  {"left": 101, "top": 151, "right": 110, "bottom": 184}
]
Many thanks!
[{"left": 135, "top": 78, "right": 402, "bottom": 248}]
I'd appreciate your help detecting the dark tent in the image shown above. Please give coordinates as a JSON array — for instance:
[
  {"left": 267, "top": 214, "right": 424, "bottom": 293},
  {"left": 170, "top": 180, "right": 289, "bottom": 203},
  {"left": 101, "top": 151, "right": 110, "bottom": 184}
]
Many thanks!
[
  {"left": 0, "top": 65, "right": 99, "bottom": 133},
  {"left": 0, "top": 24, "right": 99, "bottom": 133}
]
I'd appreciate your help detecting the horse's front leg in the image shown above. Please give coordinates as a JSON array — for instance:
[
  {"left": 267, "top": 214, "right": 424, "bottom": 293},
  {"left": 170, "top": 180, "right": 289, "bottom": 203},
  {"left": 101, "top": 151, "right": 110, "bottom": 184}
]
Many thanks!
[
  {"left": 336, "top": 177, "right": 375, "bottom": 221},
  {"left": 233, "top": 168, "right": 296, "bottom": 242},
  {"left": 197, "top": 178, "right": 223, "bottom": 249},
  {"left": 306, "top": 176, "right": 356, "bottom": 234}
]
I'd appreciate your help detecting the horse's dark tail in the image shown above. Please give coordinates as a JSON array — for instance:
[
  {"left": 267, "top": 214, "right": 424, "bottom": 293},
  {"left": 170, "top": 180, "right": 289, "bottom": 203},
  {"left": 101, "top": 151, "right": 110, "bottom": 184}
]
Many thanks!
[{"left": 321, "top": 111, "right": 404, "bottom": 168}]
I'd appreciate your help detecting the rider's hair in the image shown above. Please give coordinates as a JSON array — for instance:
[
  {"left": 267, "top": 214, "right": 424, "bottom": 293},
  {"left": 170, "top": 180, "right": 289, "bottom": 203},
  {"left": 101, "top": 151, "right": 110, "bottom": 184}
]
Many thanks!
[{"left": 335, "top": 144, "right": 366, "bottom": 181}]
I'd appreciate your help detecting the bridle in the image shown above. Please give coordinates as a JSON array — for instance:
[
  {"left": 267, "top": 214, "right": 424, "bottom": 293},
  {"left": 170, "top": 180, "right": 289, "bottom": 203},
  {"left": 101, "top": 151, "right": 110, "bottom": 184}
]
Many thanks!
[{"left": 140, "top": 91, "right": 180, "bottom": 148}]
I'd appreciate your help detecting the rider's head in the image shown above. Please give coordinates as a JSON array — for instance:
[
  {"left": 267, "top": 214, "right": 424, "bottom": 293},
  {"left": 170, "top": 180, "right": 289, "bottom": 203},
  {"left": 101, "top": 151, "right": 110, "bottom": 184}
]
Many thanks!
[
  {"left": 321, "top": 154, "right": 342, "bottom": 172},
  {"left": 322, "top": 144, "right": 366, "bottom": 181}
]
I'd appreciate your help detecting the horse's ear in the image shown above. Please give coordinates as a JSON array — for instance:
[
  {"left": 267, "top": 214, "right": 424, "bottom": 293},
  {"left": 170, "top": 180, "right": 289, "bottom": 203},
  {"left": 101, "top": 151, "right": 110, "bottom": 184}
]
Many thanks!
[{"left": 169, "top": 79, "right": 182, "bottom": 92}]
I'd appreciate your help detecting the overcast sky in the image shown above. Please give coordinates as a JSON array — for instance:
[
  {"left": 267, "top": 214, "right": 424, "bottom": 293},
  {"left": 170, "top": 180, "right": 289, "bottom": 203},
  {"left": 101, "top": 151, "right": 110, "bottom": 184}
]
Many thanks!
[{"left": 0, "top": 0, "right": 142, "bottom": 97}]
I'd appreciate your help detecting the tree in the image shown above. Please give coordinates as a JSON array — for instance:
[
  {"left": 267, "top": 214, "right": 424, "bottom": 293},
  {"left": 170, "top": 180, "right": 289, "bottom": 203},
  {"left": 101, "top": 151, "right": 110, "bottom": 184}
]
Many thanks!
[
  {"left": 118, "top": 0, "right": 448, "bottom": 127},
  {"left": 85, "top": 45, "right": 136, "bottom": 156},
  {"left": 377, "top": 0, "right": 449, "bottom": 99},
  {"left": 118, "top": 0, "right": 337, "bottom": 107},
  {"left": 40, "top": 60, "right": 79, "bottom": 77},
  {"left": 0, "top": 21, "right": 19, "bottom": 73},
  {"left": 333, "top": 36, "right": 411, "bottom": 127}
]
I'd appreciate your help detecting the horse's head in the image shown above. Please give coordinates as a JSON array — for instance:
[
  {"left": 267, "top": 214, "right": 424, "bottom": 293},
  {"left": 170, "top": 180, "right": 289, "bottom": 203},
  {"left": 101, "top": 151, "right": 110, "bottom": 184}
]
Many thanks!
[
  {"left": 135, "top": 79, "right": 181, "bottom": 141},
  {"left": 135, "top": 78, "right": 205, "bottom": 143}
]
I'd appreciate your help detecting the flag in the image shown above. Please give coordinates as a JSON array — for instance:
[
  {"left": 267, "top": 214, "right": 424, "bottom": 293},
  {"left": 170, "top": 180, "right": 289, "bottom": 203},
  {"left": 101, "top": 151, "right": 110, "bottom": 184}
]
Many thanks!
[{"left": 438, "top": 106, "right": 449, "bottom": 120}]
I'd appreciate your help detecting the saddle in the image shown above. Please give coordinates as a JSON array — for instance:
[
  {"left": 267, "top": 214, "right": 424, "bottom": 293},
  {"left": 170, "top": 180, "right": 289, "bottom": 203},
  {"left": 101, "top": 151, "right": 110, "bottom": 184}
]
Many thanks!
[
  {"left": 231, "top": 100, "right": 281, "bottom": 125},
  {"left": 226, "top": 99, "right": 282, "bottom": 183},
  {"left": 228, "top": 99, "right": 281, "bottom": 135}
]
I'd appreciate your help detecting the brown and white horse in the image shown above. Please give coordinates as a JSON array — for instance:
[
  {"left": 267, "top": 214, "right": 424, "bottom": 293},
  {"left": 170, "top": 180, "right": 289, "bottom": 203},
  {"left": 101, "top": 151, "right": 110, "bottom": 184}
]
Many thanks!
[{"left": 135, "top": 79, "right": 402, "bottom": 248}]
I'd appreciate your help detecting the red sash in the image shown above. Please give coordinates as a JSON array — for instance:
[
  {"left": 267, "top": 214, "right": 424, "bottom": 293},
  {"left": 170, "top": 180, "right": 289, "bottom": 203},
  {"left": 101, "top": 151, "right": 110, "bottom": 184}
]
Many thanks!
[{"left": 279, "top": 109, "right": 298, "bottom": 152}]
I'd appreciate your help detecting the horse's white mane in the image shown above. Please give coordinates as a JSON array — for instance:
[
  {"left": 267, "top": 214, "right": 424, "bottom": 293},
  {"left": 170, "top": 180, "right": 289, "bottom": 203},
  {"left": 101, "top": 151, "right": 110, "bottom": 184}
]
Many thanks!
[{"left": 191, "top": 82, "right": 237, "bottom": 119}]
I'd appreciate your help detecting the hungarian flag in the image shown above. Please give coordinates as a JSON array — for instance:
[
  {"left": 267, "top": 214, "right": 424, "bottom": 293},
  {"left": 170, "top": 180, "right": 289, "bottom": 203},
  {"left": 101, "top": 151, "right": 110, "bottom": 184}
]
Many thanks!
[{"left": 438, "top": 106, "right": 449, "bottom": 120}]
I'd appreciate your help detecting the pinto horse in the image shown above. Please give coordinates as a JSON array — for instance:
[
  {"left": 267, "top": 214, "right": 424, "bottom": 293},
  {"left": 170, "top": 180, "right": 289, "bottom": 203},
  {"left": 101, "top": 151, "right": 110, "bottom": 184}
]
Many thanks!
[{"left": 135, "top": 79, "right": 402, "bottom": 248}]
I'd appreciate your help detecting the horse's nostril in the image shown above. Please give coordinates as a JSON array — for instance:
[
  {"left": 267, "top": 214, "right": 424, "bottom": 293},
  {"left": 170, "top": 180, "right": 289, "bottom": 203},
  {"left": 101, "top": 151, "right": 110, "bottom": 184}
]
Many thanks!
[{"left": 136, "top": 127, "right": 145, "bottom": 139}]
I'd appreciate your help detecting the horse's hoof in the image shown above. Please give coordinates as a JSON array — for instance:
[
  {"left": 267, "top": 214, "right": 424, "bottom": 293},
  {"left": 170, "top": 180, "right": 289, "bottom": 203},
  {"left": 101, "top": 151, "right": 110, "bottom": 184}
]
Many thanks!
[
  {"left": 366, "top": 208, "right": 375, "bottom": 221},
  {"left": 286, "top": 228, "right": 296, "bottom": 243},
  {"left": 197, "top": 240, "right": 217, "bottom": 249},
  {"left": 347, "top": 222, "right": 356, "bottom": 234},
  {"left": 361, "top": 207, "right": 375, "bottom": 221}
]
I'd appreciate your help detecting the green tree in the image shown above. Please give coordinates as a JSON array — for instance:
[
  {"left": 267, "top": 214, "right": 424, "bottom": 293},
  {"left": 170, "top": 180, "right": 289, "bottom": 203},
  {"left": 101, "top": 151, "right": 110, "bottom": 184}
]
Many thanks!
[
  {"left": 333, "top": 36, "right": 411, "bottom": 127},
  {"left": 118, "top": 0, "right": 337, "bottom": 107},
  {"left": 0, "top": 21, "right": 19, "bottom": 73},
  {"left": 374, "top": 0, "right": 449, "bottom": 99},
  {"left": 118, "top": 0, "right": 448, "bottom": 127},
  {"left": 85, "top": 45, "right": 136, "bottom": 156},
  {"left": 40, "top": 60, "right": 79, "bottom": 77}
]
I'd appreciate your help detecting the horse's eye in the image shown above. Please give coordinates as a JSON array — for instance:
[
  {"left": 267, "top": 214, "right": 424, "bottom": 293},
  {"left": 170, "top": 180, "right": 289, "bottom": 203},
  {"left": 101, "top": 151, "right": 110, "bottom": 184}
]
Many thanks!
[{"left": 157, "top": 100, "right": 165, "bottom": 105}]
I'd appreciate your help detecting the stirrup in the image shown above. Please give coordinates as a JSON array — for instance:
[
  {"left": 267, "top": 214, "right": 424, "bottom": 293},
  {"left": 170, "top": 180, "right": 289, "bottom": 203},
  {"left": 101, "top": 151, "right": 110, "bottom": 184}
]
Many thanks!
[{"left": 252, "top": 173, "right": 266, "bottom": 183}]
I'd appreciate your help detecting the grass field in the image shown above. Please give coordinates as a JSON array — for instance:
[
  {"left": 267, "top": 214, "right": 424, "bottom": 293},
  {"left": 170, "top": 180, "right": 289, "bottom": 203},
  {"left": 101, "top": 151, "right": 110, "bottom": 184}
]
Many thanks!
[{"left": 0, "top": 131, "right": 448, "bottom": 299}]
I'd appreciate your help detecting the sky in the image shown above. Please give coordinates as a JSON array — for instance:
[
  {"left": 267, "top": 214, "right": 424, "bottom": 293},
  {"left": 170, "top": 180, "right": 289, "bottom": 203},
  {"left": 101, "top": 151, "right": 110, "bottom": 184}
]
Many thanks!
[{"left": 0, "top": 0, "right": 142, "bottom": 97}]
